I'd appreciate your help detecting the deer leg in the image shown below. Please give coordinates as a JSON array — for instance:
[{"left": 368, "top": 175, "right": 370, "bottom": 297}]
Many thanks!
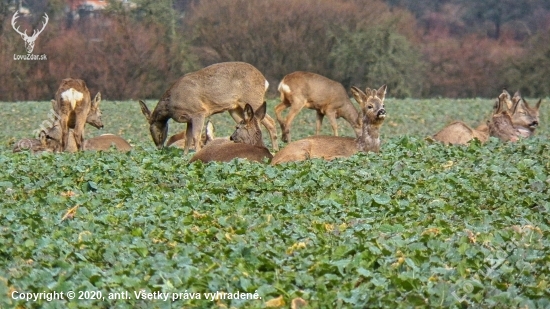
[
  {"left": 184, "top": 122, "right": 193, "bottom": 155},
  {"left": 260, "top": 114, "right": 279, "bottom": 151},
  {"left": 327, "top": 112, "right": 339, "bottom": 136},
  {"left": 274, "top": 100, "right": 290, "bottom": 135},
  {"left": 190, "top": 116, "right": 206, "bottom": 153},
  {"left": 73, "top": 117, "right": 86, "bottom": 151},
  {"left": 315, "top": 111, "right": 324, "bottom": 135},
  {"left": 281, "top": 102, "right": 304, "bottom": 143},
  {"left": 228, "top": 108, "right": 243, "bottom": 123},
  {"left": 59, "top": 116, "right": 70, "bottom": 151}
]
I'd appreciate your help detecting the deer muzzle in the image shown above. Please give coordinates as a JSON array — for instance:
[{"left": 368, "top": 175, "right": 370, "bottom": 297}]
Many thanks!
[{"left": 377, "top": 109, "right": 386, "bottom": 118}]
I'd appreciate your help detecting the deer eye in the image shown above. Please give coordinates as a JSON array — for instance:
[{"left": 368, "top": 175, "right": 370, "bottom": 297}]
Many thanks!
[{"left": 367, "top": 105, "right": 373, "bottom": 109}]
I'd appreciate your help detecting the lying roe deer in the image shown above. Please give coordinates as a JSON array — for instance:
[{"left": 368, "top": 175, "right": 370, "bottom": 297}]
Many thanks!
[
  {"left": 274, "top": 71, "right": 362, "bottom": 143},
  {"left": 53, "top": 78, "right": 103, "bottom": 151},
  {"left": 271, "top": 85, "right": 387, "bottom": 165},
  {"left": 433, "top": 91, "right": 519, "bottom": 145},
  {"left": 139, "top": 62, "right": 278, "bottom": 154},
  {"left": 476, "top": 89, "right": 542, "bottom": 138},
  {"left": 189, "top": 102, "right": 273, "bottom": 163},
  {"left": 12, "top": 138, "right": 51, "bottom": 153},
  {"left": 41, "top": 129, "right": 132, "bottom": 153}
]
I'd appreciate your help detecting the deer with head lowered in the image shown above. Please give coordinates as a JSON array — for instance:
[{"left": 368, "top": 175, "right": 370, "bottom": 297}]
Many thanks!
[
  {"left": 433, "top": 91, "right": 519, "bottom": 145},
  {"left": 189, "top": 102, "right": 273, "bottom": 163},
  {"left": 274, "top": 71, "right": 362, "bottom": 143},
  {"left": 52, "top": 78, "right": 103, "bottom": 151},
  {"left": 271, "top": 85, "right": 387, "bottom": 165},
  {"left": 139, "top": 62, "right": 278, "bottom": 154}
]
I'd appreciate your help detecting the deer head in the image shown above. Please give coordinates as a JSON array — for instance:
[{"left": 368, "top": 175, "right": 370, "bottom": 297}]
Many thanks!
[
  {"left": 230, "top": 102, "right": 267, "bottom": 147},
  {"left": 12, "top": 11, "right": 49, "bottom": 54}
]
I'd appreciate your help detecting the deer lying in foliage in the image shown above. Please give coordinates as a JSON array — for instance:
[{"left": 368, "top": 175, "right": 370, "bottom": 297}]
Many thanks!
[
  {"left": 12, "top": 138, "right": 51, "bottom": 153},
  {"left": 271, "top": 85, "right": 387, "bottom": 165},
  {"left": 52, "top": 78, "right": 103, "bottom": 151},
  {"left": 433, "top": 91, "right": 519, "bottom": 145},
  {"left": 189, "top": 102, "right": 273, "bottom": 163},
  {"left": 274, "top": 71, "right": 362, "bottom": 143},
  {"left": 476, "top": 89, "right": 542, "bottom": 138},
  {"left": 139, "top": 62, "right": 278, "bottom": 154}
]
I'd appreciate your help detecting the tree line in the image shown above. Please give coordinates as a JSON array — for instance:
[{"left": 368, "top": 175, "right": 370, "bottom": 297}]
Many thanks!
[{"left": 0, "top": 0, "right": 549, "bottom": 100}]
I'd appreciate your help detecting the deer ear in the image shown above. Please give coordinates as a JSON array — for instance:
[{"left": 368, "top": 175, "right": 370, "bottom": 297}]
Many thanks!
[
  {"left": 376, "top": 85, "right": 387, "bottom": 100},
  {"left": 254, "top": 101, "right": 267, "bottom": 121},
  {"left": 139, "top": 100, "right": 151, "bottom": 122},
  {"left": 350, "top": 86, "right": 365, "bottom": 107},
  {"left": 243, "top": 104, "right": 254, "bottom": 122},
  {"left": 496, "top": 93, "right": 509, "bottom": 114},
  {"left": 511, "top": 98, "right": 521, "bottom": 115},
  {"left": 92, "top": 92, "right": 101, "bottom": 109},
  {"left": 535, "top": 98, "right": 542, "bottom": 109}
]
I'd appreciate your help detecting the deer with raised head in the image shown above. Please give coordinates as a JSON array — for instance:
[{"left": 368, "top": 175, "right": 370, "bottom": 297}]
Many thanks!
[
  {"left": 53, "top": 78, "right": 103, "bottom": 152},
  {"left": 433, "top": 91, "right": 519, "bottom": 145},
  {"left": 274, "top": 71, "right": 362, "bottom": 143},
  {"left": 476, "top": 89, "right": 542, "bottom": 138},
  {"left": 271, "top": 85, "right": 387, "bottom": 165},
  {"left": 189, "top": 102, "right": 273, "bottom": 163},
  {"left": 139, "top": 62, "right": 278, "bottom": 154},
  {"left": 12, "top": 11, "right": 48, "bottom": 54}
]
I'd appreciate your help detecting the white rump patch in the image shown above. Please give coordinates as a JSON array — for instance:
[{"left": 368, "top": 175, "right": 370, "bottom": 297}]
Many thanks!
[
  {"left": 265, "top": 80, "right": 269, "bottom": 91},
  {"left": 278, "top": 82, "right": 291, "bottom": 94},
  {"left": 61, "top": 88, "right": 84, "bottom": 110}
]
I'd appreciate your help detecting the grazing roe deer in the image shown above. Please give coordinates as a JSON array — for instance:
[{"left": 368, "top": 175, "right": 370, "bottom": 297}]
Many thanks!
[
  {"left": 274, "top": 71, "right": 362, "bottom": 143},
  {"left": 433, "top": 91, "right": 519, "bottom": 145},
  {"left": 189, "top": 102, "right": 273, "bottom": 163},
  {"left": 476, "top": 89, "right": 542, "bottom": 138},
  {"left": 271, "top": 85, "right": 387, "bottom": 165},
  {"left": 53, "top": 78, "right": 103, "bottom": 151},
  {"left": 139, "top": 62, "right": 278, "bottom": 154}
]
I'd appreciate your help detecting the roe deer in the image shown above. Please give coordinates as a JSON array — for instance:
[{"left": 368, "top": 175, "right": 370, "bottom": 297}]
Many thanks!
[
  {"left": 189, "top": 102, "right": 273, "bottom": 163},
  {"left": 53, "top": 78, "right": 102, "bottom": 151},
  {"left": 271, "top": 85, "right": 387, "bottom": 165},
  {"left": 274, "top": 71, "right": 362, "bottom": 143},
  {"left": 476, "top": 89, "right": 542, "bottom": 138},
  {"left": 139, "top": 62, "right": 278, "bottom": 154},
  {"left": 167, "top": 120, "right": 229, "bottom": 149},
  {"left": 41, "top": 129, "right": 132, "bottom": 153},
  {"left": 433, "top": 91, "right": 519, "bottom": 145},
  {"left": 12, "top": 138, "right": 51, "bottom": 153}
]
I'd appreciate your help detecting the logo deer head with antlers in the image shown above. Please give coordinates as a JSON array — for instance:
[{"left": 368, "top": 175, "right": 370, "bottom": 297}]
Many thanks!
[{"left": 12, "top": 11, "right": 49, "bottom": 54}]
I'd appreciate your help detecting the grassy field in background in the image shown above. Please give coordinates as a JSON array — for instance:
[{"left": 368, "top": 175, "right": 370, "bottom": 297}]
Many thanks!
[
  {"left": 1, "top": 98, "right": 549, "bottom": 308},
  {"left": 2, "top": 97, "right": 547, "bottom": 149}
]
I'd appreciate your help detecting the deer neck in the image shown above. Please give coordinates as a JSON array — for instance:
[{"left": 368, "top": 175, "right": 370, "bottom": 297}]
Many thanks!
[
  {"left": 356, "top": 122, "right": 381, "bottom": 153},
  {"left": 339, "top": 103, "right": 360, "bottom": 127}
]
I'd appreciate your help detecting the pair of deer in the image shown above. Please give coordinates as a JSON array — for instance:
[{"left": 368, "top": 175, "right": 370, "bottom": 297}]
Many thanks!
[
  {"left": 14, "top": 78, "right": 131, "bottom": 153},
  {"left": 433, "top": 89, "right": 542, "bottom": 145},
  {"left": 139, "top": 62, "right": 387, "bottom": 164}
]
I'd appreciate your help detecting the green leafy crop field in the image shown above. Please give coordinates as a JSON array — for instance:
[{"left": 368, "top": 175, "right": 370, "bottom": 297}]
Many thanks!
[{"left": 1, "top": 98, "right": 549, "bottom": 308}]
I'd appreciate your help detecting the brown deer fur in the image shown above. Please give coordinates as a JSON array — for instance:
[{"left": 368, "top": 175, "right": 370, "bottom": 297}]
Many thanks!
[
  {"left": 274, "top": 71, "right": 362, "bottom": 143},
  {"left": 189, "top": 102, "right": 273, "bottom": 163},
  {"left": 271, "top": 85, "right": 387, "bottom": 165},
  {"left": 139, "top": 62, "right": 278, "bottom": 154},
  {"left": 433, "top": 91, "right": 519, "bottom": 145},
  {"left": 53, "top": 78, "right": 102, "bottom": 151}
]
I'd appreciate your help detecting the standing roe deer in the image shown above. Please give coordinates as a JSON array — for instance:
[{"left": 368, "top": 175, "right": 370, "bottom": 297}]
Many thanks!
[
  {"left": 274, "top": 71, "right": 362, "bottom": 143},
  {"left": 139, "top": 62, "right": 278, "bottom": 154},
  {"left": 167, "top": 120, "right": 229, "bottom": 149},
  {"left": 53, "top": 78, "right": 103, "bottom": 151},
  {"left": 189, "top": 102, "right": 273, "bottom": 163},
  {"left": 433, "top": 91, "right": 519, "bottom": 145},
  {"left": 271, "top": 85, "right": 387, "bottom": 165}
]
